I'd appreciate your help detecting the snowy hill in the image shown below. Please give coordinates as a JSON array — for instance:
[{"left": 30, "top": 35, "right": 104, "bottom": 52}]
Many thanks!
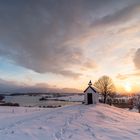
[{"left": 0, "top": 104, "right": 140, "bottom": 140}]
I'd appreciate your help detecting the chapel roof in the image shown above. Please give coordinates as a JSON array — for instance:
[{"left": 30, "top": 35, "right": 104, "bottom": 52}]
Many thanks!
[{"left": 84, "top": 80, "right": 99, "bottom": 93}]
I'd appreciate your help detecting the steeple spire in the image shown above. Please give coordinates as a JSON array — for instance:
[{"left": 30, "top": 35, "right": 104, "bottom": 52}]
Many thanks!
[{"left": 88, "top": 80, "right": 92, "bottom": 86}]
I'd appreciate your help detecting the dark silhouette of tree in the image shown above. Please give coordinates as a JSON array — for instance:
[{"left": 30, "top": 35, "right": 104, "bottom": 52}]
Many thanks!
[{"left": 94, "top": 75, "right": 115, "bottom": 104}]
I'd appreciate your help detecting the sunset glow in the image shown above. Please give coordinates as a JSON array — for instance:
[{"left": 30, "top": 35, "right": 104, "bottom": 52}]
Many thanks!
[
  {"left": 124, "top": 82, "right": 132, "bottom": 93},
  {"left": 0, "top": 0, "right": 140, "bottom": 93}
]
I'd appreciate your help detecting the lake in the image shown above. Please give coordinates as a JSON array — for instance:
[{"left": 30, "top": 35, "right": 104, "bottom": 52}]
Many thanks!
[{"left": 3, "top": 95, "right": 79, "bottom": 107}]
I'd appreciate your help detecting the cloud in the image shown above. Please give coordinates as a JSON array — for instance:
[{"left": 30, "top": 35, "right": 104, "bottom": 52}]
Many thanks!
[
  {"left": 117, "top": 23, "right": 140, "bottom": 36},
  {"left": 130, "top": 72, "right": 140, "bottom": 77},
  {"left": 0, "top": 78, "right": 81, "bottom": 93},
  {"left": 0, "top": 0, "right": 92, "bottom": 78},
  {"left": 81, "top": 59, "right": 99, "bottom": 71},
  {"left": 0, "top": 0, "right": 139, "bottom": 78},
  {"left": 134, "top": 48, "right": 140, "bottom": 69},
  {"left": 0, "top": 78, "right": 20, "bottom": 92},
  {"left": 91, "top": 2, "right": 140, "bottom": 27},
  {"left": 116, "top": 72, "right": 140, "bottom": 80},
  {"left": 116, "top": 74, "right": 128, "bottom": 80}
]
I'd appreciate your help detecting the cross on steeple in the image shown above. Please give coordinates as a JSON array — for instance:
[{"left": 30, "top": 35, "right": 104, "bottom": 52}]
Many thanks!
[{"left": 88, "top": 80, "right": 92, "bottom": 86}]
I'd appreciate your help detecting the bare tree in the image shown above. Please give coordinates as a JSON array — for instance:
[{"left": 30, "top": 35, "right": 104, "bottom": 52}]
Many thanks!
[{"left": 94, "top": 75, "right": 115, "bottom": 104}]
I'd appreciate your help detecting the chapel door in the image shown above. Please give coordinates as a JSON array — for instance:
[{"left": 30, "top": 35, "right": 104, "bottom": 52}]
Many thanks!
[{"left": 87, "top": 93, "right": 93, "bottom": 104}]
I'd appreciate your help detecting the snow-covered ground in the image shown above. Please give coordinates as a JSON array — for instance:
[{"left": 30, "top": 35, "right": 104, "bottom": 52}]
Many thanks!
[{"left": 0, "top": 104, "right": 140, "bottom": 140}]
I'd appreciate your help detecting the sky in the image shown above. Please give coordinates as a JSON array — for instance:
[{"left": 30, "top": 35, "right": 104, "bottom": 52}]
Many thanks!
[{"left": 0, "top": 0, "right": 140, "bottom": 93}]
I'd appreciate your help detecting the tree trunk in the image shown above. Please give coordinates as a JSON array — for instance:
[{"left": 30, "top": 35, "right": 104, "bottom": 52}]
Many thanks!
[{"left": 104, "top": 94, "right": 107, "bottom": 104}]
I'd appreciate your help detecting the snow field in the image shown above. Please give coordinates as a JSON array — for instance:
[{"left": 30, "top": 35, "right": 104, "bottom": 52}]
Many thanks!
[{"left": 0, "top": 104, "right": 140, "bottom": 140}]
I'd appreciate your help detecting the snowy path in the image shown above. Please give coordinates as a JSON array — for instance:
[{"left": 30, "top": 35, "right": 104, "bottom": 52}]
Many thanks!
[{"left": 0, "top": 104, "right": 140, "bottom": 140}]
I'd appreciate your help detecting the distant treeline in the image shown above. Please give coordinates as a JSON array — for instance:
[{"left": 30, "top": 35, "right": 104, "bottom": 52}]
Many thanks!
[{"left": 0, "top": 102, "right": 19, "bottom": 107}]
